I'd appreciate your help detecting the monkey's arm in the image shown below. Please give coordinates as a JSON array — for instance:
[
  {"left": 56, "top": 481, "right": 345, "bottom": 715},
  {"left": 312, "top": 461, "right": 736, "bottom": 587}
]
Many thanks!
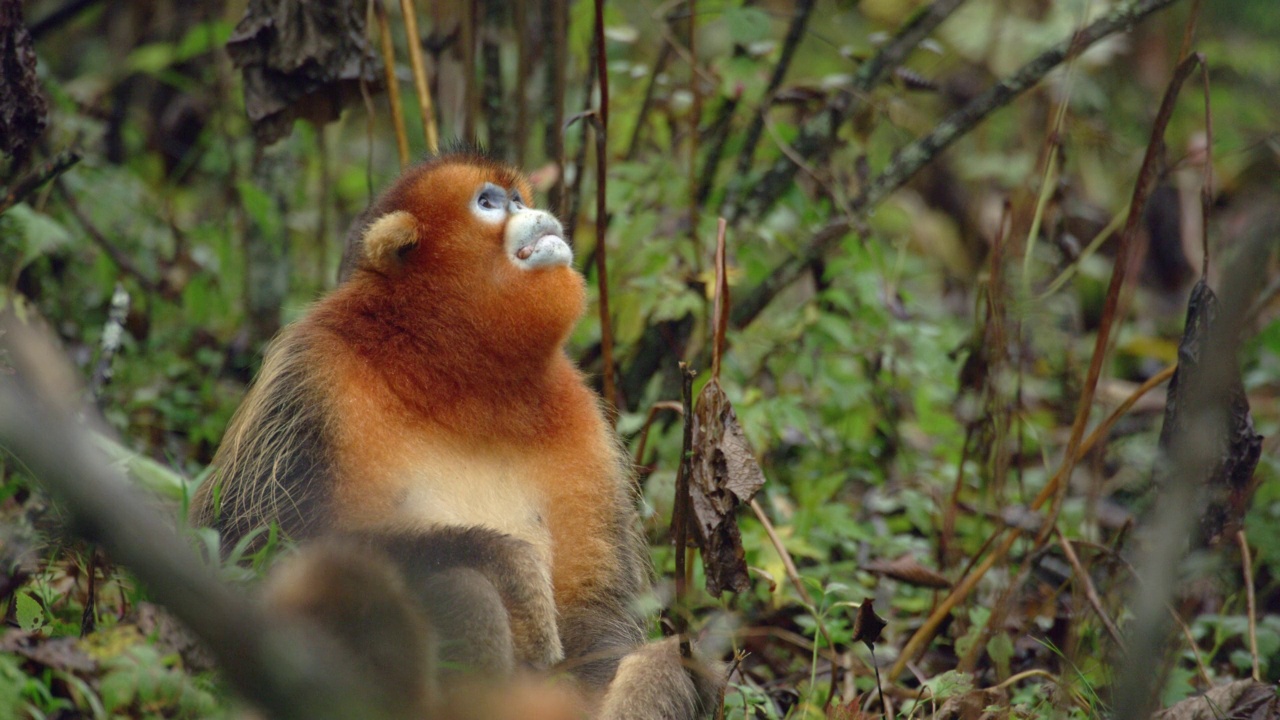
[{"left": 356, "top": 527, "right": 564, "bottom": 672}]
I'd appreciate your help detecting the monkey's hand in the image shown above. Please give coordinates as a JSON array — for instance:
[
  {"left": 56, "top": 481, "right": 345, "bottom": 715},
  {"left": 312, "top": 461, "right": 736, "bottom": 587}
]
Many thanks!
[{"left": 598, "top": 637, "right": 724, "bottom": 720}]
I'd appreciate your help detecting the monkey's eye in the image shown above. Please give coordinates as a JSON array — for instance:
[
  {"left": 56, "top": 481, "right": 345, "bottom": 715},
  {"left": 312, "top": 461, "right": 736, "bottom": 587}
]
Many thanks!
[
  {"left": 474, "top": 184, "right": 508, "bottom": 215},
  {"left": 510, "top": 191, "right": 525, "bottom": 208}
]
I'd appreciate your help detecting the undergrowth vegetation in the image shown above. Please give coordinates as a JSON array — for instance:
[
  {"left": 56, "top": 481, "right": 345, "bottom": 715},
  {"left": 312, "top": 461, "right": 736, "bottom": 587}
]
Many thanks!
[{"left": 2, "top": 0, "right": 1279, "bottom": 718}]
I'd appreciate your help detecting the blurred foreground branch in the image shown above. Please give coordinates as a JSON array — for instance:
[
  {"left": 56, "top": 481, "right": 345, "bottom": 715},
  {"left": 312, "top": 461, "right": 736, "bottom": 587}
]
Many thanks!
[
  {"left": 1113, "top": 213, "right": 1277, "bottom": 719},
  {"left": 0, "top": 316, "right": 389, "bottom": 720}
]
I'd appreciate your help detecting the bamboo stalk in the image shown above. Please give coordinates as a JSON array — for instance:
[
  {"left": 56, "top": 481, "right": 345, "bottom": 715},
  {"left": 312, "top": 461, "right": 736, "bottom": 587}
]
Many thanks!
[
  {"left": 374, "top": 0, "right": 409, "bottom": 167},
  {"left": 399, "top": 0, "right": 438, "bottom": 154}
]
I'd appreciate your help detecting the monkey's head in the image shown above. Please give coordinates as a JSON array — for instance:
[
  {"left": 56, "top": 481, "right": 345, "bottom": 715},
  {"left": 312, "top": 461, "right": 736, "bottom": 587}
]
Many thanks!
[{"left": 342, "top": 153, "right": 586, "bottom": 360}]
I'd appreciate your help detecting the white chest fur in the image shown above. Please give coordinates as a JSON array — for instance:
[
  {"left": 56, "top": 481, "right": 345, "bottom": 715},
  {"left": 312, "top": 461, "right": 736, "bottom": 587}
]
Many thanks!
[{"left": 380, "top": 439, "right": 555, "bottom": 566}]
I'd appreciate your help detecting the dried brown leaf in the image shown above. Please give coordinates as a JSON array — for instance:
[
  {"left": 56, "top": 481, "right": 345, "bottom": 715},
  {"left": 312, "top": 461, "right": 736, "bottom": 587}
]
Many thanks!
[
  {"left": 850, "top": 599, "right": 887, "bottom": 648},
  {"left": 1157, "top": 279, "right": 1264, "bottom": 548},
  {"left": 0, "top": 629, "right": 96, "bottom": 674},
  {"left": 863, "top": 554, "right": 952, "bottom": 589},
  {"left": 690, "top": 379, "right": 765, "bottom": 596},
  {"left": 227, "top": 0, "right": 380, "bottom": 145},
  {"left": 1151, "top": 679, "right": 1279, "bottom": 720}
]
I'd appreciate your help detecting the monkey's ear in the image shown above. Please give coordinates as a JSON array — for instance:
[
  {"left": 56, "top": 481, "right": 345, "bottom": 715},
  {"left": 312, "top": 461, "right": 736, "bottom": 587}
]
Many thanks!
[{"left": 362, "top": 211, "right": 419, "bottom": 271}]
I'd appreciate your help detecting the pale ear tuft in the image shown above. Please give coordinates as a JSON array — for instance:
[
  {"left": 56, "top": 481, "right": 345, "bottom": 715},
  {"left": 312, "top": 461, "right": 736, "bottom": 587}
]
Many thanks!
[{"left": 363, "top": 211, "right": 419, "bottom": 270}]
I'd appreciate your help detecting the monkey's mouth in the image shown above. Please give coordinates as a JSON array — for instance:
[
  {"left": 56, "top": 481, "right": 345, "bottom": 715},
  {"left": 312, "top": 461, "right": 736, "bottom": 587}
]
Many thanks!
[
  {"left": 512, "top": 234, "right": 572, "bottom": 269},
  {"left": 507, "top": 210, "right": 573, "bottom": 269}
]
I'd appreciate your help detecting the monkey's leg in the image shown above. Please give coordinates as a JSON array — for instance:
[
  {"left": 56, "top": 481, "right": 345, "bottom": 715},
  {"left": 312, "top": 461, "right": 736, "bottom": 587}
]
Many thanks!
[
  {"left": 357, "top": 526, "right": 564, "bottom": 671},
  {"left": 597, "top": 638, "right": 724, "bottom": 720}
]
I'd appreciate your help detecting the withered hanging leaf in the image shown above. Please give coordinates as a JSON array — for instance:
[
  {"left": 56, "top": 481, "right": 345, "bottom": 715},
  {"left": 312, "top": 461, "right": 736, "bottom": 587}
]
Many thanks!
[
  {"left": 0, "top": 0, "right": 48, "bottom": 163},
  {"left": 227, "top": 0, "right": 380, "bottom": 145},
  {"left": 850, "top": 599, "right": 886, "bottom": 649},
  {"left": 863, "top": 554, "right": 952, "bottom": 589},
  {"left": 690, "top": 379, "right": 765, "bottom": 596},
  {"left": 1151, "top": 679, "right": 1279, "bottom": 720},
  {"left": 1157, "top": 279, "right": 1263, "bottom": 548}
]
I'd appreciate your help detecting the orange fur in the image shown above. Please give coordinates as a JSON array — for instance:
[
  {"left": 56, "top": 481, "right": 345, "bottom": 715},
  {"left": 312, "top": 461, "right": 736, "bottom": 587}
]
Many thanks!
[
  {"left": 196, "top": 152, "right": 721, "bottom": 719},
  {"left": 309, "top": 157, "right": 621, "bottom": 607}
]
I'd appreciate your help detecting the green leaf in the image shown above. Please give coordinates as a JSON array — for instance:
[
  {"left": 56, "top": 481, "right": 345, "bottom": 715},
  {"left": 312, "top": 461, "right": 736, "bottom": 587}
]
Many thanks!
[
  {"left": 14, "top": 591, "right": 45, "bottom": 633},
  {"left": 173, "top": 21, "right": 233, "bottom": 63},
  {"left": 987, "top": 632, "right": 1014, "bottom": 679},
  {"left": 125, "top": 42, "right": 176, "bottom": 76},
  {"left": 724, "top": 6, "right": 772, "bottom": 45},
  {"left": 1, "top": 204, "right": 73, "bottom": 272}
]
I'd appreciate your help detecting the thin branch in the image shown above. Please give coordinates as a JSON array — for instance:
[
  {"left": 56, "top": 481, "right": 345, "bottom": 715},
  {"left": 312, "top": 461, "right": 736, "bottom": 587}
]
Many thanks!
[
  {"left": 887, "top": 357, "right": 1175, "bottom": 683},
  {"left": 1237, "top": 530, "right": 1261, "bottom": 681},
  {"left": 748, "top": 497, "right": 847, "bottom": 699},
  {"left": 544, "top": 0, "right": 568, "bottom": 215},
  {"left": 56, "top": 180, "right": 166, "bottom": 297},
  {"left": 728, "top": 0, "right": 816, "bottom": 185},
  {"left": 624, "top": 11, "right": 676, "bottom": 161},
  {"left": 672, "top": 362, "right": 697, "bottom": 659},
  {"left": 1042, "top": 53, "right": 1203, "bottom": 540},
  {"left": 513, "top": 0, "right": 530, "bottom": 164},
  {"left": 687, "top": 0, "right": 703, "bottom": 267},
  {"left": 593, "top": 0, "right": 617, "bottom": 417},
  {"left": 1168, "top": 606, "right": 1214, "bottom": 687},
  {"left": 728, "top": 0, "right": 967, "bottom": 222},
  {"left": 633, "top": 400, "right": 684, "bottom": 471},
  {"left": 0, "top": 149, "right": 81, "bottom": 215},
  {"left": 890, "top": 53, "right": 1201, "bottom": 681},
  {"left": 731, "top": 0, "right": 1185, "bottom": 330},
  {"left": 710, "top": 218, "right": 728, "bottom": 380},
  {"left": 1056, "top": 528, "right": 1124, "bottom": 648}
]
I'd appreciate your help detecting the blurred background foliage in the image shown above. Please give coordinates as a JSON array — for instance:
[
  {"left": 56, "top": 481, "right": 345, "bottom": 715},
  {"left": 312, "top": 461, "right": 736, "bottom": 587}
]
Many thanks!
[{"left": 2, "top": 0, "right": 1279, "bottom": 717}]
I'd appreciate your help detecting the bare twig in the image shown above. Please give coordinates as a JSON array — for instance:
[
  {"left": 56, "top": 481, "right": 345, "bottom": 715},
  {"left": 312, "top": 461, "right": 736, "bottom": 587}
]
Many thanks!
[
  {"left": 889, "top": 362, "right": 1175, "bottom": 682},
  {"left": 1112, "top": 219, "right": 1276, "bottom": 720},
  {"left": 728, "top": 0, "right": 967, "bottom": 222},
  {"left": 728, "top": 0, "right": 816, "bottom": 186},
  {"left": 624, "top": 9, "right": 676, "bottom": 161},
  {"left": 593, "top": 0, "right": 617, "bottom": 417},
  {"left": 461, "top": 1, "right": 478, "bottom": 142},
  {"left": 513, "top": 0, "right": 530, "bottom": 164},
  {"left": 1168, "top": 606, "right": 1213, "bottom": 687},
  {"left": 672, "top": 362, "right": 697, "bottom": 659},
  {"left": 1043, "top": 53, "right": 1203, "bottom": 538},
  {"left": 747, "top": 499, "right": 837, "bottom": 669},
  {"left": 731, "top": 0, "right": 1184, "bottom": 330},
  {"left": 56, "top": 181, "right": 166, "bottom": 297},
  {"left": 633, "top": 400, "right": 684, "bottom": 470},
  {"left": 543, "top": 0, "right": 567, "bottom": 215},
  {"left": 1056, "top": 528, "right": 1124, "bottom": 648},
  {"left": 889, "top": 50, "right": 1197, "bottom": 683},
  {"left": 373, "top": 0, "right": 409, "bottom": 167},
  {"left": 711, "top": 219, "right": 728, "bottom": 379},
  {"left": 687, "top": 0, "right": 701, "bottom": 269},
  {"left": 1076, "top": 365, "right": 1177, "bottom": 460},
  {"left": 0, "top": 150, "right": 81, "bottom": 215},
  {"left": 1237, "top": 530, "right": 1261, "bottom": 681},
  {"left": 399, "top": 0, "right": 438, "bottom": 154}
]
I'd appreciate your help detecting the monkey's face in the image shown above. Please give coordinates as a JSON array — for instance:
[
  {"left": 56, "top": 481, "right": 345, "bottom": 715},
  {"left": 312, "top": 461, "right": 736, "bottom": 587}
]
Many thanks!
[{"left": 358, "top": 157, "right": 587, "bottom": 357}]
